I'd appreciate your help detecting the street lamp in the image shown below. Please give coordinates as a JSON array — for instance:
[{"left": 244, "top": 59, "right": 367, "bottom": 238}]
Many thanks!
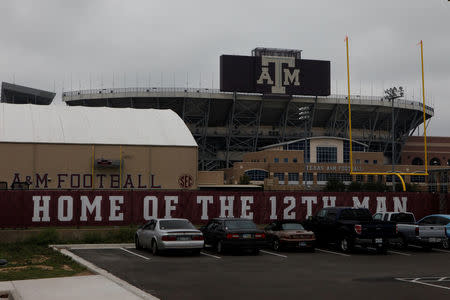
[
  {"left": 384, "top": 86, "right": 404, "bottom": 191},
  {"left": 299, "top": 106, "right": 310, "bottom": 189}
]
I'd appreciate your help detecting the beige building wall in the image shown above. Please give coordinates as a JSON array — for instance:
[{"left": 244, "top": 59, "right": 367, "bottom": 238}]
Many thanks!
[
  {"left": 0, "top": 142, "right": 197, "bottom": 190},
  {"left": 197, "top": 171, "right": 224, "bottom": 185},
  {"left": 310, "top": 138, "right": 343, "bottom": 163}
]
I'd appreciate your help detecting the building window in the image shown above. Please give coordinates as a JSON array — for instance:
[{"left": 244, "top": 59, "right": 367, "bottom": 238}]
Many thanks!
[
  {"left": 377, "top": 175, "right": 383, "bottom": 183},
  {"left": 356, "top": 175, "right": 363, "bottom": 182},
  {"left": 356, "top": 159, "right": 361, "bottom": 164},
  {"left": 274, "top": 158, "right": 279, "bottom": 163},
  {"left": 288, "top": 173, "right": 299, "bottom": 185},
  {"left": 317, "top": 173, "right": 351, "bottom": 182},
  {"left": 283, "top": 158, "right": 288, "bottom": 163},
  {"left": 364, "top": 160, "right": 369, "bottom": 164},
  {"left": 274, "top": 172, "right": 285, "bottom": 184},
  {"left": 293, "top": 158, "right": 298, "bottom": 163},
  {"left": 412, "top": 157, "right": 424, "bottom": 165},
  {"left": 264, "top": 158, "right": 267, "bottom": 162},
  {"left": 373, "top": 160, "right": 378, "bottom": 164},
  {"left": 316, "top": 147, "right": 337, "bottom": 163},
  {"left": 303, "top": 173, "right": 313, "bottom": 182},
  {"left": 286, "top": 140, "right": 310, "bottom": 163},
  {"left": 367, "top": 175, "right": 374, "bottom": 183},
  {"left": 344, "top": 140, "right": 367, "bottom": 163},
  {"left": 411, "top": 175, "right": 425, "bottom": 183},
  {"left": 244, "top": 170, "right": 268, "bottom": 181},
  {"left": 430, "top": 158, "right": 441, "bottom": 166}
]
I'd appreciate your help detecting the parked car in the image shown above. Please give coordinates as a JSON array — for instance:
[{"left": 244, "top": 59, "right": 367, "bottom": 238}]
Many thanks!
[
  {"left": 135, "top": 218, "right": 204, "bottom": 255},
  {"left": 373, "top": 212, "right": 446, "bottom": 250},
  {"left": 417, "top": 214, "right": 450, "bottom": 249},
  {"left": 303, "top": 207, "right": 397, "bottom": 253},
  {"left": 264, "top": 220, "right": 315, "bottom": 251},
  {"left": 201, "top": 218, "right": 267, "bottom": 254}
]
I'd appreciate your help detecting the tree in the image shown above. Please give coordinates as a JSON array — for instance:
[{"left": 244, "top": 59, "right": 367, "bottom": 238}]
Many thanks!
[
  {"left": 347, "top": 181, "right": 362, "bottom": 192},
  {"left": 324, "top": 179, "right": 346, "bottom": 192},
  {"left": 239, "top": 174, "right": 251, "bottom": 185}
]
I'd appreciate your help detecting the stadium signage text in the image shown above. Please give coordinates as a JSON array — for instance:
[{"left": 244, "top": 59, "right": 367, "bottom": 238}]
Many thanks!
[
  {"left": 30, "top": 194, "right": 409, "bottom": 223},
  {"left": 220, "top": 54, "right": 330, "bottom": 96},
  {"left": 11, "top": 173, "right": 162, "bottom": 189}
]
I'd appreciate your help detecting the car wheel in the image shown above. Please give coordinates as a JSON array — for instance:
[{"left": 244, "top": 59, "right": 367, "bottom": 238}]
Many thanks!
[
  {"left": 272, "top": 239, "right": 281, "bottom": 251},
  {"left": 217, "top": 241, "right": 224, "bottom": 254},
  {"left": 442, "top": 238, "right": 449, "bottom": 249},
  {"left": 151, "top": 240, "right": 159, "bottom": 256},
  {"left": 135, "top": 235, "right": 142, "bottom": 250},
  {"left": 339, "top": 237, "right": 353, "bottom": 253}
]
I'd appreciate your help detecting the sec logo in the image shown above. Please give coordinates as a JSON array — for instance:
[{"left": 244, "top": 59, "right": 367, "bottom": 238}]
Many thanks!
[{"left": 178, "top": 174, "right": 193, "bottom": 189}]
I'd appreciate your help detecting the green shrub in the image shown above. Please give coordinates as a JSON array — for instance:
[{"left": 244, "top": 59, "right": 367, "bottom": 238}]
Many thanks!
[
  {"left": 25, "top": 228, "right": 59, "bottom": 245},
  {"left": 239, "top": 174, "right": 251, "bottom": 185},
  {"left": 324, "top": 179, "right": 346, "bottom": 192}
]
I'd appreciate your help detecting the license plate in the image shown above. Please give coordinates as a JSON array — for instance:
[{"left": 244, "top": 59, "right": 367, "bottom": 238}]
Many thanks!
[
  {"left": 242, "top": 234, "right": 252, "bottom": 239},
  {"left": 429, "top": 238, "right": 439, "bottom": 243},
  {"left": 178, "top": 236, "right": 190, "bottom": 241},
  {"left": 299, "top": 242, "right": 307, "bottom": 247},
  {"left": 375, "top": 238, "right": 383, "bottom": 244}
]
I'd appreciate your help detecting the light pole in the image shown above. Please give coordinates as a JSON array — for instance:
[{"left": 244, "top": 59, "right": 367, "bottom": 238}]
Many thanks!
[
  {"left": 299, "top": 106, "right": 310, "bottom": 189},
  {"left": 384, "top": 86, "right": 404, "bottom": 191}
]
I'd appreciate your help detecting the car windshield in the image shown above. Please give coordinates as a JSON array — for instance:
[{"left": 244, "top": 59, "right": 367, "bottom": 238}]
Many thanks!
[
  {"left": 340, "top": 209, "right": 373, "bottom": 221},
  {"left": 159, "top": 220, "right": 196, "bottom": 230},
  {"left": 225, "top": 220, "right": 257, "bottom": 230},
  {"left": 281, "top": 223, "right": 304, "bottom": 230}
]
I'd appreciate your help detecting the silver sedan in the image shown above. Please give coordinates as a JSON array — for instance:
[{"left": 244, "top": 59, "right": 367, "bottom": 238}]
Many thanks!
[{"left": 135, "top": 218, "right": 204, "bottom": 255}]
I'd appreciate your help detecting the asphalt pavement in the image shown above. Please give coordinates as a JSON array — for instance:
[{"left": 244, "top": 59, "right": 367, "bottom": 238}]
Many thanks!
[{"left": 70, "top": 245, "right": 450, "bottom": 300}]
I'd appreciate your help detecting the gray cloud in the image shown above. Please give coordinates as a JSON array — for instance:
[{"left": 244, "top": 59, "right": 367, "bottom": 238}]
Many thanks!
[{"left": 0, "top": 0, "right": 448, "bottom": 134}]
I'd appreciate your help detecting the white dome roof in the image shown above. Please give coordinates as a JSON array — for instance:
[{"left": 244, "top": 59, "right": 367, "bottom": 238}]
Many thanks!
[{"left": 0, "top": 103, "right": 197, "bottom": 147}]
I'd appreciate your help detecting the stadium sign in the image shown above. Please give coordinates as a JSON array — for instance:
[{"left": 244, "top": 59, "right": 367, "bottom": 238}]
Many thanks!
[{"left": 220, "top": 55, "right": 330, "bottom": 96}]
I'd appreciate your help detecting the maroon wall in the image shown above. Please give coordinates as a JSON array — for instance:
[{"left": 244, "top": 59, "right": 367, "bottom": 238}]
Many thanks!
[{"left": 0, "top": 191, "right": 446, "bottom": 228}]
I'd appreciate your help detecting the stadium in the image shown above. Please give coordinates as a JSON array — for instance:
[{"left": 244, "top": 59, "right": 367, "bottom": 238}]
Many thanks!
[{"left": 61, "top": 48, "right": 434, "bottom": 173}]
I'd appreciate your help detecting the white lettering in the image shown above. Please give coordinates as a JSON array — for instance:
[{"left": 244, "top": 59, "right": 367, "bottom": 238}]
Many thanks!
[
  {"left": 269, "top": 196, "right": 277, "bottom": 220},
  {"left": 109, "top": 196, "right": 124, "bottom": 221},
  {"left": 393, "top": 197, "right": 408, "bottom": 212},
  {"left": 322, "top": 196, "right": 336, "bottom": 208},
  {"left": 219, "top": 196, "right": 234, "bottom": 218},
  {"left": 164, "top": 196, "right": 178, "bottom": 218},
  {"left": 32, "top": 196, "right": 50, "bottom": 222},
  {"left": 302, "top": 196, "right": 317, "bottom": 218},
  {"left": 197, "top": 196, "right": 213, "bottom": 220},
  {"left": 80, "top": 196, "right": 102, "bottom": 221},
  {"left": 352, "top": 196, "right": 370, "bottom": 209},
  {"left": 143, "top": 196, "right": 158, "bottom": 220},
  {"left": 376, "top": 197, "right": 387, "bottom": 213},
  {"left": 283, "top": 196, "right": 296, "bottom": 220},
  {"left": 284, "top": 68, "right": 300, "bottom": 86},
  {"left": 240, "top": 196, "right": 253, "bottom": 219},
  {"left": 256, "top": 66, "right": 273, "bottom": 85},
  {"left": 258, "top": 56, "right": 297, "bottom": 93},
  {"left": 58, "top": 196, "right": 73, "bottom": 222}
]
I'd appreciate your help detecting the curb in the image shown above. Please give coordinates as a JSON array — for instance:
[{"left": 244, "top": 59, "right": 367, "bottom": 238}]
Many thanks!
[{"left": 51, "top": 244, "right": 158, "bottom": 300}]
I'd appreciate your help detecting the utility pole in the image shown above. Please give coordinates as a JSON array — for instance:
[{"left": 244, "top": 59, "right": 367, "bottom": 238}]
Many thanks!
[{"left": 384, "top": 86, "right": 404, "bottom": 191}]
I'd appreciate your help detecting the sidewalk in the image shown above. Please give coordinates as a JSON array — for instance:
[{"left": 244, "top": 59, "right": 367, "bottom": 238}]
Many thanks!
[{"left": 0, "top": 275, "right": 146, "bottom": 300}]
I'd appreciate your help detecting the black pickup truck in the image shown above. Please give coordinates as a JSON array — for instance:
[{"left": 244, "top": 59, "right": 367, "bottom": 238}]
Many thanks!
[{"left": 303, "top": 207, "right": 397, "bottom": 253}]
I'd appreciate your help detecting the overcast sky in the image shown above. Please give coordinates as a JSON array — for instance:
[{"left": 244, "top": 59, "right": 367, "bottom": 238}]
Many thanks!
[{"left": 0, "top": 0, "right": 449, "bottom": 135}]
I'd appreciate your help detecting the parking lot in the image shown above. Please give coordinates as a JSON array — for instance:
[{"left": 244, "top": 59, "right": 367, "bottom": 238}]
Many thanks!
[{"left": 69, "top": 245, "right": 450, "bottom": 300}]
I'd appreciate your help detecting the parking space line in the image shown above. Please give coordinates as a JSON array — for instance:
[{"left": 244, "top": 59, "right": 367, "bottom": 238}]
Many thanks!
[
  {"left": 200, "top": 252, "right": 221, "bottom": 259},
  {"left": 120, "top": 248, "right": 151, "bottom": 260},
  {"left": 387, "top": 250, "right": 411, "bottom": 256},
  {"left": 316, "top": 248, "right": 350, "bottom": 257},
  {"left": 396, "top": 278, "right": 450, "bottom": 291},
  {"left": 260, "top": 250, "right": 287, "bottom": 258},
  {"left": 433, "top": 248, "right": 450, "bottom": 253}
]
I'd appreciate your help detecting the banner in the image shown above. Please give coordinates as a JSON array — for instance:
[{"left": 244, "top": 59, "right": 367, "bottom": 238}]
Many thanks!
[{"left": 0, "top": 191, "right": 446, "bottom": 228}]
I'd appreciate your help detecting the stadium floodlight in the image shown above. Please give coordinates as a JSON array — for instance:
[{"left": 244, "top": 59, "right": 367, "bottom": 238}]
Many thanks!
[{"left": 345, "top": 36, "right": 429, "bottom": 192}]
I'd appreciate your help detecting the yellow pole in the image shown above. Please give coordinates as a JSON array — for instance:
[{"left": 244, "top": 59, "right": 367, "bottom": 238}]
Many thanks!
[
  {"left": 346, "top": 36, "right": 353, "bottom": 174},
  {"left": 420, "top": 40, "right": 428, "bottom": 175},
  {"left": 91, "top": 145, "right": 95, "bottom": 189},
  {"left": 120, "top": 145, "right": 123, "bottom": 189},
  {"left": 394, "top": 174, "right": 406, "bottom": 192}
]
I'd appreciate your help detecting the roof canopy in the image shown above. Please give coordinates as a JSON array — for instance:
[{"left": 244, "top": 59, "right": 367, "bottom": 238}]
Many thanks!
[{"left": 0, "top": 104, "right": 197, "bottom": 147}]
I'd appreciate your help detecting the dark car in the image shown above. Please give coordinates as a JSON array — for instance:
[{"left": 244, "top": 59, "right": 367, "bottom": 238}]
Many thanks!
[
  {"left": 264, "top": 221, "right": 315, "bottom": 251},
  {"left": 201, "top": 218, "right": 267, "bottom": 254},
  {"left": 304, "top": 207, "right": 397, "bottom": 253}
]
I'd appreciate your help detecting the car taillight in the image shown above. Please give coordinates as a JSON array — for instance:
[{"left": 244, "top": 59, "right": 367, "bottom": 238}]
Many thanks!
[
  {"left": 255, "top": 233, "right": 265, "bottom": 239},
  {"left": 354, "top": 224, "right": 362, "bottom": 235},
  {"left": 415, "top": 226, "right": 419, "bottom": 236},
  {"left": 192, "top": 235, "right": 204, "bottom": 241},
  {"left": 161, "top": 235, "right": 177, "bottom": 241},
  {"left": 226, "top": 233, "right": 240, "bottom": 239}
]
